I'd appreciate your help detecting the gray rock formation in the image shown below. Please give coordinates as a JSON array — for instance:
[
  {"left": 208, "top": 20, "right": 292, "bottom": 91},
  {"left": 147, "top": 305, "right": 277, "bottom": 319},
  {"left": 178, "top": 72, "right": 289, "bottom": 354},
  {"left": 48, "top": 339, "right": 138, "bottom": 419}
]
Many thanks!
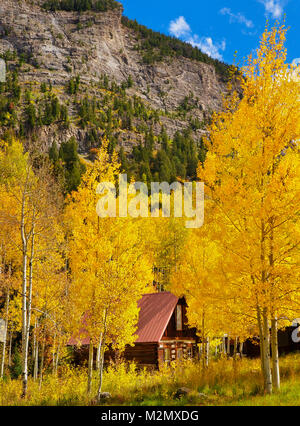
[{"left": 0, "top": 0, "right": 228, "bottom": 152}]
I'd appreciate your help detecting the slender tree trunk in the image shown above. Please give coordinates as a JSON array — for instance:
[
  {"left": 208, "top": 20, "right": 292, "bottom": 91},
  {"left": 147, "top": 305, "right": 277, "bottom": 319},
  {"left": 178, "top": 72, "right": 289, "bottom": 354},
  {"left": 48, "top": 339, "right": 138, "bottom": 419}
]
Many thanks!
[
  {"left": 32, "top": 319, "right": 37, "bottom": 376},
  {"left": 262, "top": 309, "right": 272, "bottom": 394},
  {"left": 233, "top": 337, "right": 238, "bottom": 360},
  {"left": 222, "top": 335, "right": 226, "bottom": 355},
  {"left": 259, "top": 217, "right": 272, "bottom": 394},
  {"left": 21, "top": 246, "right": 28, "bottom": 398},
  {"left": 33, "top": 326, "right": 36, "bottom": 371},
  {"left": 96, "top": 333, "right": 103, "bottom": 372},
  {"left": 201, "top": 343, "right": 205, "bottom": 371},
  {"left": 39, "top": 338, "right": 45, "bottom": 390},
  {"left": 257, "top": 306, "right": 265, "bottom": 380},
  {"left": 55, "top": 344, "right": 60, "bottom": 375},
  {"left": 52, "top": 333, "right": 56, "bottom": 374},
  {"left": 271, "top": 317, "right": 280, "bottom": 390},
  {"left": 87, "top": 341, "right": 94, "bottom": 395},
  {"left": 0, "top": 251, "right": 4, "bottom": 379},
  {"left": 239, "top": 341, "right": 243, "bottom": 358},
  {"left": 201, "top": 312, "right": 205, "bottom": 371},
  {"left": 25, "top": 228, "right": 35, "bottom": 378},
  {"left": 227, "top": 335, "right": 230, "bottom": 356},
  {"left": 0, "top": 248, "right": 2, "bottom": 279},
  {"left": 269, "top": 217, "right": 280, "bottom": 390},
  {"left": 232, "top": 337, "right": 238, "bottom": 378},
  {"left": 21, "top": 186, "right": 29, "bottom": 398},
  {"left": 0, "top": 287, "right": 10, "bottom": 378},
  {"left": 97, "top": 335, "right": 106, "bottom": 400},
  {"left": 97, "top": 309, "right": 108, "bottom": 401},
  {"left": 205, "top": 337, "right": 210, "bottom": 367},
  {"left": 33, "top": 319, "right": 39, "bottom": 381},
  {"left": 34, "top": 339, "right": 39, "bottom": 381},
  {"left": 8, "top": 329, "right": 12, "bottom": 367}
]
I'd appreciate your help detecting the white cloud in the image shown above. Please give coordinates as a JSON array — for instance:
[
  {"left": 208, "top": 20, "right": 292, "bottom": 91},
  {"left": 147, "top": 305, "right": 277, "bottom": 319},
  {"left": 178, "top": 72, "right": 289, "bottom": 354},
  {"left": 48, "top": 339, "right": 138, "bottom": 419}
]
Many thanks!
[
  {"left": 169, "top": 16, "right": 191, "bottom": 38},
  {"left": 242, "top": 29, "right": 258, "bottom": 36},
  {"left": 188, "top": 35, "right": 226, "bottom": 61},
  {"left": 259, "top": 0, "right": 286, "bottom": 19},
  {"left": 292, "top": 58, "right": 300, "bottom": 66},
  {"left": 220, "top": 7, "right": 254, "bottom": 28},
  {"left": 169, "top": 16, "right": 226, "bottom": 61}
]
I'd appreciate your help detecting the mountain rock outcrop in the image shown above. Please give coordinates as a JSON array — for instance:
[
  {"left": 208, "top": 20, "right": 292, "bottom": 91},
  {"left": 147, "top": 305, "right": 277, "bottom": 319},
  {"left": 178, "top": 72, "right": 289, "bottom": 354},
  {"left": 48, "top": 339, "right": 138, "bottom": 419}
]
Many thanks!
[{"left": 0, "top": 0, "right": 229, "bottom": 180}]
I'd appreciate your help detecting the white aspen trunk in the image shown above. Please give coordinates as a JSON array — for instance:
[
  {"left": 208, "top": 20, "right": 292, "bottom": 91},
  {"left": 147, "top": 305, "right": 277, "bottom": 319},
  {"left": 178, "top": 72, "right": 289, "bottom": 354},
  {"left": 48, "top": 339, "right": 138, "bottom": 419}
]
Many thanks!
[
  {"left": 199, "top": 343, "right": 203, "bottom": 358},
  {"left": 205, "top": 338, "right": 210, "bottom": 368},
  {"left": 97, "top": 309, "right": 108, "bottom": 401},
  {"left": 227, "top": 334, "right": 230, "bottom": 356},
  {"left": 233, "top": 337, "right": 238, "bottom": 360},
  {"left": 223, "top": 335, "right": 226, "bottom": 355},
  {"left": 239, "top": 341, "right": 243, "bottom": 357},
  {"left": 201, "top": 313, "right": 205, "bottom": 371},
  {"left": 87, "top": 341, "right": 94, "bottom": 395},
  {"left": 32, "top": 325, "right": 36, "bottom": 370},
  {"left": 271, "top": 317, "right": 280, "bottom": 390},
  {"left": 0, "top": 287, "right": 10, "bottom": 378},
  {"left": 21, "top": 187, "right": 29, "bottom": 398},
  {"left": 55, "top": 344, "right": 60, "bottom": 375},
  {"left": 97, "top": 335, "right": 106, "bottom": 400},
  {"left": 257, "top": 306, "right": 265, "bottom": 380},
  {"left": 39, "top": 338, "right": 45, "bottom": 390},
  {"left": 200, "top": 343, "right": 204, "bottom": 369},
  {"left": 8, "top": 329, "right": 12, "bottom": 367},
  {"left": 269, "top": 217, "right": 279, "bottom": 390},
  {"left": 52, "top": 332, "right": 56, "bottom": 374},
  {"left": 262, "top": 310, "right": 272, "bottom": 394},
  {"left": 96, "top": 333, "right": 103, "bottom": 372},
  {"left": 34, "top": 339, "right": 39, "bottom": 381},
  {"left": 33, "top": 319, "right": 39, "bottom": 381},
  {"left": 25, "top": 227, "right": 35, "bottom": 379},
  {"left": 21, "top": 247, "right": 28, "bottom": 398},
  {"left": 259, "top": 217, "right": 272, "bottom": 394}
]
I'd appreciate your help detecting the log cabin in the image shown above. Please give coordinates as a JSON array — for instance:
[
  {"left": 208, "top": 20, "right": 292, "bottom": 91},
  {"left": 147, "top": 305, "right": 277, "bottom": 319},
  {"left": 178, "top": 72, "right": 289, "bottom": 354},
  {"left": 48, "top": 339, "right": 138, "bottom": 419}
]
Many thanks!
[
  {"left": 67, "top": 292, "right": 300, "bottom": 366},
  {"left": 242, "top": 325, "right": 300, "bottom": 358},
  {"left": 68, "top": 292, "right": 200, "bottom": 369}
]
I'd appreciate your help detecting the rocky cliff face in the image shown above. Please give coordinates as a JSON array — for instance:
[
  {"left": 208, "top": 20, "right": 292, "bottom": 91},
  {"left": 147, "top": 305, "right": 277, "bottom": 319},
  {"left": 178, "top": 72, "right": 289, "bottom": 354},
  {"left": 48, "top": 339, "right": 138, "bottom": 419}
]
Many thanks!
[{"left": 0, "top": 0, "right": 227, "bottom": 153}]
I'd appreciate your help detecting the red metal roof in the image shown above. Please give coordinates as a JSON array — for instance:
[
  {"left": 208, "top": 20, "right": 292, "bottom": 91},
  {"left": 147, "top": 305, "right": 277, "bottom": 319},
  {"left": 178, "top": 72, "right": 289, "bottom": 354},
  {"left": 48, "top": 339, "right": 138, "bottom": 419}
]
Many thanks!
[
  {"left": 67, "top": 292, "right": 179, "bottom": 346},
  {"left": 135, "top": 292, "right": 179, "bottom": 343}
]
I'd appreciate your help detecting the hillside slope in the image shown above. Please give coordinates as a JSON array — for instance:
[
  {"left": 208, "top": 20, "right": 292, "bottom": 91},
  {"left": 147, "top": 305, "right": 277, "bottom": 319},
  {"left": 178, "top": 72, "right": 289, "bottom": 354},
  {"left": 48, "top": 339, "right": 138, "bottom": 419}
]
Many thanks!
[{"left": 0, "top": 0, "right": 230, "bottom": 183}]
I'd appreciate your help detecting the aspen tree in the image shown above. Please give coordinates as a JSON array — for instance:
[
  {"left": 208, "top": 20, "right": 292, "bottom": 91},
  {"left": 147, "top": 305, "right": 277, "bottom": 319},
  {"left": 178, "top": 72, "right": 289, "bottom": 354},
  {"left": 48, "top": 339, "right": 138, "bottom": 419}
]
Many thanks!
[
  {"left": 0, "top": 139, "right": 64, "bottom": 396},
  {"left": 171, "top": 223, "right": 224, "bottom": 371},
  {"left": 0, "top": 200, "right": 17, "bottom": 378},
  {"left": 66, "top": 138, "right": 153, "bottom": 400},
  {"left": 198, "top": 24, "right": 300, "bottom": 394}
]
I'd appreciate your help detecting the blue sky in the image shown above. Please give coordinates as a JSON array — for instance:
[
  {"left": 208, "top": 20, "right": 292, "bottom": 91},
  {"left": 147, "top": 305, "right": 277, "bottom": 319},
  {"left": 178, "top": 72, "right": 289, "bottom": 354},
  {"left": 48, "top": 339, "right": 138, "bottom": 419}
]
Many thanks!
[{"left": 120, "top": 0, "right": 299, "bottom": 66}]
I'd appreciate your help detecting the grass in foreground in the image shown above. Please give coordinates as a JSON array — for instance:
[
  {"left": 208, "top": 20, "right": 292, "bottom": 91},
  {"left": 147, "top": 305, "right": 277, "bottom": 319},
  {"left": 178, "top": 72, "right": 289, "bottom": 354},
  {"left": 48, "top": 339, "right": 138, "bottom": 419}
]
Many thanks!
[{"left": 1, "top": 354, "right": 300, "bottom": 406}]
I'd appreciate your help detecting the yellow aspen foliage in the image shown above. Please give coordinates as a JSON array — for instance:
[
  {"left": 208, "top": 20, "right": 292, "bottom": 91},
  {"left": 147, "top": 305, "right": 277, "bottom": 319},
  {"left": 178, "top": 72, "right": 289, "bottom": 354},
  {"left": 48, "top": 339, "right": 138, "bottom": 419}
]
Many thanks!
[
  {"left": 0, "top": 138, "right": 66, "bottom": 395},
  {"left": 65, "top": 137, "right": 153, "bottom": 398},
  {"left": 197, "top": 24, "right": 300, "bottom": 393}
]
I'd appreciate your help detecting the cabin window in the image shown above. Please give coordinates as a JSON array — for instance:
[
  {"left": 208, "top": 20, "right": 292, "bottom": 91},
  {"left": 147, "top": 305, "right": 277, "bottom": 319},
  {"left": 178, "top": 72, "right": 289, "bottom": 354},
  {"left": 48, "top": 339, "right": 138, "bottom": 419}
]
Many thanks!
[
  {"left": 176, "top": 305, "right": 183, "bottom": 331},
  {"left": 164, "top": 348, "right": 170, "bottom": 362}
]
